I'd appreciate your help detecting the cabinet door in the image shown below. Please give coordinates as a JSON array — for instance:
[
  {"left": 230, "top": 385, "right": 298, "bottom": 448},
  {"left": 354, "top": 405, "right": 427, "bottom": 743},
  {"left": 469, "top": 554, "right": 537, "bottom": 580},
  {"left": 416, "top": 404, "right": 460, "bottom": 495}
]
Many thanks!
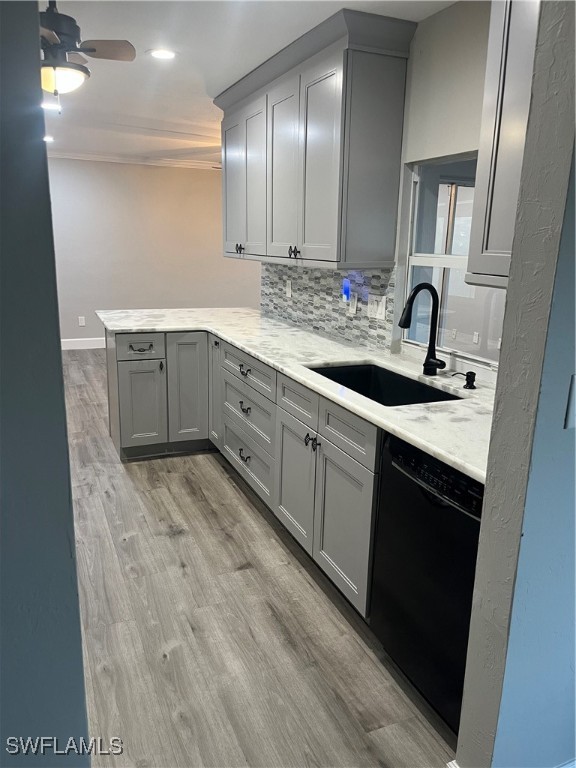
[
  {"left": 298, "top": 50, "right": 344, "bottom": 262},
  {"left": 167, "top": 332, "right": 208, "bottom": 443},
  {"left": 208, "top": 335, "right": 222, "bottom": 448},
  {"left": 267, "top": 75, "right": 300, "bottom": 258},
  {"left": 222, "top": 111, "right": 246, "bottom": 254},
  {"left": 273, "top": 409, "right": 316, "bottom": 554},
  {"left": 118, "top": 359, "right": 167, "bottom": 448},
  {"left": 313, "top": 438, "right": 376, "bottom": 616},
  {"left": 244, "top": 97, "right": 267, "bottom": 256},
  {"left": 467, "top": 0, "right": 540, "bottom": 282}
]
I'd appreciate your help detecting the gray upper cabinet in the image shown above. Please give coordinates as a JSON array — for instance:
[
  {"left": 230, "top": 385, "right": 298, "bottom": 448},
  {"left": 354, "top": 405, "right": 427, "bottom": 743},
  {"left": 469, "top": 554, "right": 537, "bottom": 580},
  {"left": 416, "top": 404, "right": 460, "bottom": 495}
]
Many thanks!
[
  {"left": 216, "top": 11, "right": 415, "bottom": 269},
  {"left": 466, "top": 0, "right": 540, "bottom": 288},
  {"left": 222, "top": 112, "right": 245, "bottom": 255},
  {"left": 166, "top": 332, "right": 208, "bottom": 443},
  {"left": 222, "top": 96, "right": 267, "bottom": 256},
  {"left": 267, "top": 75, "right": 300, "bottom": 258},
  {"left": 298, "top": 49, "right": 343, "bottom": 262},
  {"left": 118, "top": 358, "right": 167, "bottom": 448},
  {"left": 313, "top": 438, "right": 377, "bottom": 617},
  {"left": 208, "top": 335, "right": 222, "bottom": 448},
  {"left": 273, "top": 409, "right": 316, "bottom": 555}
]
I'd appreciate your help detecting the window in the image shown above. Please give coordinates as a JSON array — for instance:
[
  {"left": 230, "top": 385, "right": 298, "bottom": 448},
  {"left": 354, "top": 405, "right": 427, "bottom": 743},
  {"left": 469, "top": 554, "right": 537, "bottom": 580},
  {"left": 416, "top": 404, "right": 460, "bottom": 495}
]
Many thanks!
[{"left": 405, "top": 158, "right": 505, "bottom": 364}]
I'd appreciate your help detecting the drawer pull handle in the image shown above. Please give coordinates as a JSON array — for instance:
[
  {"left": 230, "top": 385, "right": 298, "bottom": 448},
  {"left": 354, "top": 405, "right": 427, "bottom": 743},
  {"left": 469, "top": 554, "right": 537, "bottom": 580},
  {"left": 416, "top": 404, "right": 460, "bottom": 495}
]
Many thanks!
[
  {"left": 239, "top": 400, "right": 251, "bottom": 415},
  {"left": 239, "top": 447, "right": 251, "bottom": 463},
  {"left": 311, "top": 437, "right": 321, "bottom": 452},
  {"left": 239, "top": 364, "right": 251, "bottom": 377},
  {"left": 304, "top": 433, "right": 312, "bottom": 446},
  {"left": 159, "top": 361, "right": 164, "bottom": 372},
  {"left": 129, "top": 343, "right": 153, "bottom": 353}
]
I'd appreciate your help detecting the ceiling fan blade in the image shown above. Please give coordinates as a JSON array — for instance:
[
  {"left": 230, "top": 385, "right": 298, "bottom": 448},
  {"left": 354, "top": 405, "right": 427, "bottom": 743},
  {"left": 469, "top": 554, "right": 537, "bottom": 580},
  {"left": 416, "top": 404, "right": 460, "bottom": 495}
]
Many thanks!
[
  {"left": 67, "top": 51, "right": 88, "bottom": 65},
  {"left": 79, "top": 40, "right": 136, "bottom": 62},
  {"left": 40, "top": 26, "right": 60, "bottom": 45}
]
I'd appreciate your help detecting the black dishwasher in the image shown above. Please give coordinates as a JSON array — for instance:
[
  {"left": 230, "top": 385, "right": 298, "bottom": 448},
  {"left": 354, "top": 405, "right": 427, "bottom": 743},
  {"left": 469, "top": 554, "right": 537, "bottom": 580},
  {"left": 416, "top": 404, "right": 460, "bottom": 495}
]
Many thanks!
[{"left": 370, "top": 434, "right": 484, "bottom": 734}]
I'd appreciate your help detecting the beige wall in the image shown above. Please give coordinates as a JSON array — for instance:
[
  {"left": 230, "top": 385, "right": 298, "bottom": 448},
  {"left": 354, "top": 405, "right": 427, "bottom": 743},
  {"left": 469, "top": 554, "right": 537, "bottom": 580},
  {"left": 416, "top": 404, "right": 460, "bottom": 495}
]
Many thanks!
[
  {"left": 48, "top": 158, "right": 261, "bottom": 341},
  {"left": 402, "top": 1, "right": 491, "bottom": 163}
]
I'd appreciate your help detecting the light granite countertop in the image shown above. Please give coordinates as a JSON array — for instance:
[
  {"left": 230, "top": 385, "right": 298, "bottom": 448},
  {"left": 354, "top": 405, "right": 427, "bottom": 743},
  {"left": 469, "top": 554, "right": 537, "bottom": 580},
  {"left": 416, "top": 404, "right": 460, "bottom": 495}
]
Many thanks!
[{"left": 96, "top": 308, "right": 495, "bottom": 483}]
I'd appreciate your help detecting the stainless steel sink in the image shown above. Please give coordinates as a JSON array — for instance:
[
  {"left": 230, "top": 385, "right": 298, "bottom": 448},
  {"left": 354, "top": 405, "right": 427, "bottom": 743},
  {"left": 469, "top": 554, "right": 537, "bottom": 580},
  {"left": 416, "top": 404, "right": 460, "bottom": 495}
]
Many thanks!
[{"left": 309, "top": 364, "right": 461, "bottom": 407}]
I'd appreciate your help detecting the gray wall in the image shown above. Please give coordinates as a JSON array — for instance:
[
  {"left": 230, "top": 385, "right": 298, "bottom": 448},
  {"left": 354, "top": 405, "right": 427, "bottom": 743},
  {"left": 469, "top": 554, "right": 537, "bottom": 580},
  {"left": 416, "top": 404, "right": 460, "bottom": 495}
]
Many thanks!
[
  {"left": 491, "top": 163, "right": 575, "bottom": 768},
  {"left": 48, "top": 158, "right": 261, "bottom": 343},
  {"left": 0, "top": 3, "right": 88, "bottom": 765},
  {"left": 402, "top": 1, "right": 490, "bottom": 163}
]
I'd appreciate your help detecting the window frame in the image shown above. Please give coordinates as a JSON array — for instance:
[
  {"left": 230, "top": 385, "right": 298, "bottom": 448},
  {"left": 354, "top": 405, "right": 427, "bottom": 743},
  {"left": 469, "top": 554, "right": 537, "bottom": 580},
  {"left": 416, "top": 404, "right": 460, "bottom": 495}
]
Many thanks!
[{"left": 402, "top": 164, "right": 499, "bottom": 368}]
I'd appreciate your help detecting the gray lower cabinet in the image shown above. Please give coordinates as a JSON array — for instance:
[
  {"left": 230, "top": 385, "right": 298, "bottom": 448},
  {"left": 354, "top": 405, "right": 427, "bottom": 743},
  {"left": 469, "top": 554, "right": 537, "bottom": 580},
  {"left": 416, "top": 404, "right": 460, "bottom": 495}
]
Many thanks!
[
  {"left": 222, "top": 368, "right": 276, "bottom": 456},
  {"left": 222, "top": 417, "right": 275, "bottom": 507},
  {"left": 166, "top": 332, "right": 208, "bottom": 442},
  {"left": 273, "top": 409, "right": 316, "bottom": 554},
  {"left": 118, "top": 359, "right": 167, "bottom": 448},
  {"left": 313, "top": 438, "right": 377, "bottom": 616},
  {"left": 208, "top": 335, "right": 223, "bottom": 447}
]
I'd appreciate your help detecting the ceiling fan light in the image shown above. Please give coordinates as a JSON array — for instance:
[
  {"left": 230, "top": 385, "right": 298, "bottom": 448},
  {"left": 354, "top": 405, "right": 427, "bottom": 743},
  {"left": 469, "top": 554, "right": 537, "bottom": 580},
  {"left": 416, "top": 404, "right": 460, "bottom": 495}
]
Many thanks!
[
  {"left": 41, "top": 61, "right": 89, "bottom": 94},
  {"left": 149, "top": 49, "right": 176, "bottom": 60}
]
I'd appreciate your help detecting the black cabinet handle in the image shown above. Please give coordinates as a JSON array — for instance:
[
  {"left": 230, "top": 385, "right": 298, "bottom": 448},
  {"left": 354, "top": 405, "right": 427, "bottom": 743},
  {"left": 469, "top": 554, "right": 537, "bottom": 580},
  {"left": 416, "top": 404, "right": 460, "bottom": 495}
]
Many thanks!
[
  {"left": 239, "top": 447, "right": 251, "bottom": 463},
  {"left": 239, "top": 364, "right": 251, "bottom": 377},
  {"left": 237, "top": 244, "right": 245, "bottom": 253},
  {"left": 292, "top": 245, "right": 300, "bottom": 257},
  {"left": 304, "top": 433, "right": 312, "bottom": 446},
  {"left": 239, "top": 400, "right": 251, "bottom": 415},
  {"left": 288, "top": 246, "right": 294, "bottom": 257},
  {"left": 159, "top": 361, "right": 164, "bottom": 372},
  {"left": 311, "top": 437, "right": 321, "bottom": 452},
  {"left": 129, "top": 343, "right": 153, "bottom": 353}
]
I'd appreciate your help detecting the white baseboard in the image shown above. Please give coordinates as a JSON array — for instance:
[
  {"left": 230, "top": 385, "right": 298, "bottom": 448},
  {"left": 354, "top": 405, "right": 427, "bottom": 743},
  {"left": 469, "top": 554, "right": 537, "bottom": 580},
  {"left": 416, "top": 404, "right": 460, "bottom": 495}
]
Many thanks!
[{"left": 61, "top": 337, "right": 105, "bottom": 350}]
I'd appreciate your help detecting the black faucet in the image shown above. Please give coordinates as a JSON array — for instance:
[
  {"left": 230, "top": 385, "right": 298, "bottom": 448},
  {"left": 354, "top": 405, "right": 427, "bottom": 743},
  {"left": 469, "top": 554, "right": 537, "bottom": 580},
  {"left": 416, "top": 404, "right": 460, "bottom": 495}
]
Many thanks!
[{"left": 398, "top": 283, "right": 446, "bottom": 376}]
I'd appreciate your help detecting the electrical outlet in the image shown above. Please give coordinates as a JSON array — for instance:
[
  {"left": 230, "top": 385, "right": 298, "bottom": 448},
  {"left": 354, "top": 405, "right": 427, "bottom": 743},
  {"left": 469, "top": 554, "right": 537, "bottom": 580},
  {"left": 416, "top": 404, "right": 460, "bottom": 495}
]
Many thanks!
[
  {"left": 376, "top": 296, "right": 387, "bottom": 321},
  {"left": 367, "top": 294, "right": 381, "bottom": 319},
  {"left": 78, "top": 316, "right": 86, "bottom": 327},
  {"left": 473, "top": 331, "right": 480, "bottom": 344},
  {"left": 348, "top": 292, "right": 358, "bottom": 316},
  {"left": 285, "top": 279, "right": 292, "bottom": 299},
  {"left": 451, "top": 328, "right": 457, "bottom": 340}
]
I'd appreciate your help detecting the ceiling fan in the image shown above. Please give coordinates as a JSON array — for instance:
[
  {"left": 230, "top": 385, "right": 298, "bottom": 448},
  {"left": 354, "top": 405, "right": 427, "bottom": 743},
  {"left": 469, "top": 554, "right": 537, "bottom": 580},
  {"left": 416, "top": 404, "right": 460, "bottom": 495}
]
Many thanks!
[{"left": 39, "top": 0, "right": 136, "bottom": 95}]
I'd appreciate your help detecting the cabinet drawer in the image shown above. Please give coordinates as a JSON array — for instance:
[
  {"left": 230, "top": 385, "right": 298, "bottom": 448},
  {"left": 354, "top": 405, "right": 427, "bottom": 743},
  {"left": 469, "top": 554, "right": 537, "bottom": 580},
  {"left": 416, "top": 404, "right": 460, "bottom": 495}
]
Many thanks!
[
  {"left": 222, "top": 417, "right": 275, "bottom": 507},
  {"left": 318, "top": 397, "right": 379, "bottom": 471},
  {"left": 223, "top": 369, "right": 276, "bottom": 457},
  {"left": 116, "top": 333, "right": 165, "bottom": 361},
  {"left": 221, "top": 342, "right": 277, "bottom": 401},
  {"left": 276, "top": 374, "right": 319, "bottom": 429}
]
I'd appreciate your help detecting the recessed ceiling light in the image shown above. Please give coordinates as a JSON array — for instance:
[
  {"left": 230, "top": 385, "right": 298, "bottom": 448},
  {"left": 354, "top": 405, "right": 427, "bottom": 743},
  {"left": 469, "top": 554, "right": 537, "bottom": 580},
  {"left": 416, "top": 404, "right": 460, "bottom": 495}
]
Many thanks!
[
  {"left": 149, "top": 49, "right": 176, "bottom": 60},
  {"left": 43, "top": 135, "right": 54, "bottom": 143},
  {"left": 42, "top": 101, "right": 61, "bottom": 112}
]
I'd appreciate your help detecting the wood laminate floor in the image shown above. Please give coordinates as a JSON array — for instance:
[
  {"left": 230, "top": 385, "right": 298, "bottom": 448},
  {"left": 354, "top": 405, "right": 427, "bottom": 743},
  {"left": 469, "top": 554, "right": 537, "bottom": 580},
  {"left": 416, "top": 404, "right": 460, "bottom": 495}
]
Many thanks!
[{"left": 63, "top": 349, "right": 454, "bottom": 768}]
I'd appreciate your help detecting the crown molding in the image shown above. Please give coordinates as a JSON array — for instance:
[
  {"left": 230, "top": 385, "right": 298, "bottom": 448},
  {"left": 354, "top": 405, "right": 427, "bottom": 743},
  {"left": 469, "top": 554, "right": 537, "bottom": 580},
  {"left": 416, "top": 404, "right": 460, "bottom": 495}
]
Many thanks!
[
  {"left": 214, "top": 9, "right": 416, "bottom": 111},
  {"left": 47, "top": 151, "right": 221, "bottom": 170}
]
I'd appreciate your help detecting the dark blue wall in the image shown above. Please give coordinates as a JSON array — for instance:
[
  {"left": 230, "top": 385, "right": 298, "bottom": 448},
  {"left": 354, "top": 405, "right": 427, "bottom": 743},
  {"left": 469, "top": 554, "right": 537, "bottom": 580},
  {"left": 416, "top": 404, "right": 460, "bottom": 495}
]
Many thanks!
[
  {"left": 0, "top": 3, "right": 89, "bottom": 765},
  {"left": 492, "top": 162, "right": 575, "bottom": 768}
]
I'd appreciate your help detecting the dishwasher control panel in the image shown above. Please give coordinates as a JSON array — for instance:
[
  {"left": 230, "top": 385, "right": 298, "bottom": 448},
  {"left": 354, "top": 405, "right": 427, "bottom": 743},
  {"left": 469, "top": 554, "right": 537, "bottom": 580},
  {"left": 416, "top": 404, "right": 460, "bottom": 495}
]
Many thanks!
[{"left": 387, "top": 435, "right": 484, "bottom": 519}]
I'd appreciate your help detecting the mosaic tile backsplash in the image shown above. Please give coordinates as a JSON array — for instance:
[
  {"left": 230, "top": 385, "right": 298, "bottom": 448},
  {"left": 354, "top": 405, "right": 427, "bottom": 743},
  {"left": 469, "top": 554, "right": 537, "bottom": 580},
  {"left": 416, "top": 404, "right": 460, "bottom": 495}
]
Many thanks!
[{"left": 261, "top": 263, "right": 396, "bottom": 349}]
